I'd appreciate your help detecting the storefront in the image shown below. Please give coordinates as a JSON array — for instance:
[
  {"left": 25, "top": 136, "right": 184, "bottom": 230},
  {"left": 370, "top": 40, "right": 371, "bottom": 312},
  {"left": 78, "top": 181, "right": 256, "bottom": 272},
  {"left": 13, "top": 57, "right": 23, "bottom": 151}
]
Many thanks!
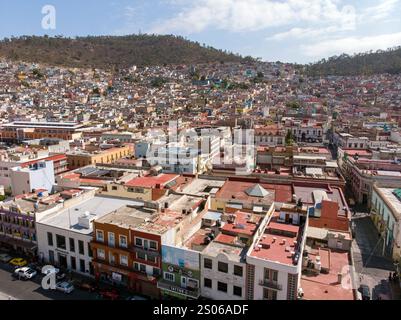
[{"left": 94, "top": 262, "right": 130, "bottom": 287}]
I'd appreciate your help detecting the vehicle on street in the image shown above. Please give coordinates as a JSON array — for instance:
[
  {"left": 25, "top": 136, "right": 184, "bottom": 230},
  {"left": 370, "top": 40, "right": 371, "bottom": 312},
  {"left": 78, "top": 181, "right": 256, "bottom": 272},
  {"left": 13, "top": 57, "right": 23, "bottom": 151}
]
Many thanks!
[
  {"left": 98, "top": 289, "right": 120, "bottom": 300},
  {"left": 9, "top": 258, "right": 28, "bottom": 267},
  {"left": 12, "top": 267, "right": 37, "bottom": 280},
  {"left": 0, "top": 253, "right": 12, "bottom": 263},
  {"left": 126, "top": 295, "right": 148, "bottom": 300},
  {"left": 358, "top": 284, "right": 371, "bottom": 300},
  {"left": 78, "top": 280, "right": 99, "bottom": 292},
  {"left": 56, "top": 281, "right": 74, "bottom": 294}
]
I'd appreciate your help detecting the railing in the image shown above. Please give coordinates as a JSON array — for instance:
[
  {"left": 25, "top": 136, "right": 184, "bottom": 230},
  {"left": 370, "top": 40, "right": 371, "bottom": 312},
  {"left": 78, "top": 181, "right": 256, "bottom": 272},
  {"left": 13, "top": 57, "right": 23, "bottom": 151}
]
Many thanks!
[
  {"left": 157, "top": 280, "right": 200, "bottom": 298},
  {"left": 259, "top": 279, "right": 282, "bottom": 290},
  {"left": 132, "top": 246, "right": 160, "bottom": 258}
]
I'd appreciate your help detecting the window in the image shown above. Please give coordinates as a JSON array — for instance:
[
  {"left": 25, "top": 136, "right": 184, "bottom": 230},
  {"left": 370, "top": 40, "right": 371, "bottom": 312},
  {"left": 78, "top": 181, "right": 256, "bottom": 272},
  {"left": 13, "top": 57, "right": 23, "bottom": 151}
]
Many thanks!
[
  {"left": 164, "top": 272, "right": 175, "bottom": 282},
  {"left": 96, "top": 230, "right": 104, "bottom": 242},
  {"left": 88, "top": 243, "right": 93, "bottom": 257},
  {"left": 135, "top": 237, "right": 143, "bottom": 247},
  {"left": 218, "top": 262, "right": 228, "bottom": 273},
  {"left": 79, "top": 259, "right": 85, "bottom": 273},
  {"left": 204, "top": 258, "right": 212, "bottom": 269},
  {"left": 234, "top": 265, "right": 243, "bottom": 277},
  {"left": 70, "top": 256, "right": 76, "bottom": 270},
  {"left": 134, "top": 263, "right": 146, "bottom": 273},
  {"left": 108, "top": 232, "right": 115, "bottom": 247},
  {"left": 149, "top": 240, "right": 157, "bottom": 250},
  {"left": 204, "top": 278, "right": 212, "bottom": 288},
  {"left": 97, "top": 248, "right": 105, "bottom": 260},
  {"left": 137, "top": 251, "right": 146, "bottom": 260},
  {"left": 120, "top": 255, "right": 128, "bottom": 266},
  {"left": 69, "top": 238, "right": 75, "bottom": 252},
  {"left": 147, "top": 255, "right": 156, "bottom": 263},
  {"left": 119, "top": 235, "right": 127, "bottom": 248},
  {"left": 49, "top": 250, "right": 55, "bottom": 264},
  {"left": 233, "top": 286, "right": 242, "bottom": 297},
  {"left": 264, "top": 268, "right": 278, "bottom": 281},
  {"left": 76, "top": 240, "right": 84, "bottom": 255},
  {"left": 112, "top": 186, "right": 118, "bottom": 191},
  {"left": 109, "top": 252, "right": 115, "bottom": 264},
  {"left": 217, "top": 281, "right": 227, "bottom": 292},
  {"left": 47, "top": 232, "right": 53, "bottom": 246},
  {"left": 153, "top": 268, "right": 161, "bottom": 276},
  {"left": 56, "top": 235, "right": 66, "bottom": 250},
  {"left": 263, "top": 288, "right": 277, "bottom": 300}
]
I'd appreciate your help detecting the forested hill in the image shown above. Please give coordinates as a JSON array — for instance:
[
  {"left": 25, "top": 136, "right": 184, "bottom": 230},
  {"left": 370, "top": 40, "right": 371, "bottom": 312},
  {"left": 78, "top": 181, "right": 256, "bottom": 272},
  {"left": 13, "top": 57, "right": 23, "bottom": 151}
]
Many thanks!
[
  {"left": 0, "top": 34, "right": 245, "bottom": 69},
  {"left": 306, "top": 46, "right": 401, "bottom": 76}
]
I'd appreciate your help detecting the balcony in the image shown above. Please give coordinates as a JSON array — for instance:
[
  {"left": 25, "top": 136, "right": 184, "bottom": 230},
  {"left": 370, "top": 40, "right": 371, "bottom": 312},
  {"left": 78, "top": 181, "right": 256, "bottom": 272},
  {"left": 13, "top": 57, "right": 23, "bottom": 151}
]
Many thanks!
[
  {"left": 157, "top": 280, "right": 200, "bottom": 299},
  {"left": 259, "top": 279, "right": 282, "bottom": 290},
  {"left": 132, "top": 246, "right": 160, "bottom": 258}
]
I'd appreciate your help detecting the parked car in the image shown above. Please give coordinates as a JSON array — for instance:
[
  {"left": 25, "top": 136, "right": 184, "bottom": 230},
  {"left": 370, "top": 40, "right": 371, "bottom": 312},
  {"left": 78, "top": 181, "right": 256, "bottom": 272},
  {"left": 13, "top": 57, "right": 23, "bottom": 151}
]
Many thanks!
[
  {"left": 126, "top": 295, "right": 148, "bottom": 301},
  {"left": 0, "top": 253, "right": 12, "bottom": 263},
  {"left": 56, "top": 281, "right": 74, "bottom": 294},
  {"left": 27, "top": 263, "right": 43, "bottom": 273},
  {"left": 359, "top": 284, "right": 371, "bottom": 300},
  {"left": 12, "top": 267, "right": 37, "bottom": 280},
  {"left": 99, "top": 289, "right": 120, "bottom": 300},
  {"left": 78, "top": 280, "right": 99, "bottom": 292},
  {"left": 9, "top": 258, "right": 28, "bottom": 267}
]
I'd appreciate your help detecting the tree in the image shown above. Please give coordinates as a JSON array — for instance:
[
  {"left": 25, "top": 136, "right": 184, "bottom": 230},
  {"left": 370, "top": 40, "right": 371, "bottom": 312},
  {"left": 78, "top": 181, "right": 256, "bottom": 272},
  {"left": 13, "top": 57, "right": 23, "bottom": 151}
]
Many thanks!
[{"left": 285, "top": 130, "right": 295, "bottom": 146}]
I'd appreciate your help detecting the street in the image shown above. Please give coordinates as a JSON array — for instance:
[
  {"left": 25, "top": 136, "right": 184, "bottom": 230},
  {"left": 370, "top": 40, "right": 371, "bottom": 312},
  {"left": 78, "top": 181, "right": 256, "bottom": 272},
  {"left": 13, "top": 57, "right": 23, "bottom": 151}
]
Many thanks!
[
  {"left": 352, "top": 212, "right": 400, "bottom": 300},
  {"left": 0, "top": 262, "right": 97, "bottom": 300}
]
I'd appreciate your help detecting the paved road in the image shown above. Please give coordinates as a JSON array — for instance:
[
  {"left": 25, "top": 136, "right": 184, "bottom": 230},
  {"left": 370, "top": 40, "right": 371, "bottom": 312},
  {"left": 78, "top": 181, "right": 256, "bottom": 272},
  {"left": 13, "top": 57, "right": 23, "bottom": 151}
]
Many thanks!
[
  {"left": 0, "top": 262, "right": 97, "bottom": 300},
  {"left": 352, "top": 213, "right": 398, "bottom": 300}
]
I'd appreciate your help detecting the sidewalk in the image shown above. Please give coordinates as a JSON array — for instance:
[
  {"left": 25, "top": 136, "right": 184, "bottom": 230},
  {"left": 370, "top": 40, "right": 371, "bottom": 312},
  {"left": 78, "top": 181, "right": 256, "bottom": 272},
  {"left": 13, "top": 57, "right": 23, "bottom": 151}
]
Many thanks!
[{"left": 0, "top": 292, "right": 17, "bottom": 300}]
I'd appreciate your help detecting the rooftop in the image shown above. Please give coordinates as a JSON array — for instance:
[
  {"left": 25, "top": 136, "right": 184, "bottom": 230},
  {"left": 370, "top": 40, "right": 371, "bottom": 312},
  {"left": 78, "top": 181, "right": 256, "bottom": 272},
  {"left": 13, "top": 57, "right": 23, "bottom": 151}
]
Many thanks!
[
  {"left": 38, "top": 196, "right": 140, "bottom": 234},
  {"left": 300, "top": 248, "right": 354, "bottom": 300},
  {"left": 202, "top": 241, "right": 247, "bottom": 263},
  {"left": 250, "top": 212, "right": 301, "bottom": 266},
  {"left": 125, "top": 173, "right": 179, "bottom": 188}
]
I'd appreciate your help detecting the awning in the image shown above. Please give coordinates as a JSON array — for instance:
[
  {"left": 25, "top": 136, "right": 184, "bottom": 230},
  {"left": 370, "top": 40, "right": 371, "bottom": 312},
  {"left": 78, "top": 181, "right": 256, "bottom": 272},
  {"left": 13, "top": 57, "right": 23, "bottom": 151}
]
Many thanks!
[{"left": 0, "top": 235, "right": 37, "bottom": 251}]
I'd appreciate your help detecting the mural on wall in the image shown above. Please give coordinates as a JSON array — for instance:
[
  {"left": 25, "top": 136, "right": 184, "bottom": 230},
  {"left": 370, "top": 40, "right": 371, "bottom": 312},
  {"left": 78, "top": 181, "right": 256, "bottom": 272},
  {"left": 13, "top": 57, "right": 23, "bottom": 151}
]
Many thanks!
[{"left": 162, "top": 244, "right": 199, "bottom": 270}]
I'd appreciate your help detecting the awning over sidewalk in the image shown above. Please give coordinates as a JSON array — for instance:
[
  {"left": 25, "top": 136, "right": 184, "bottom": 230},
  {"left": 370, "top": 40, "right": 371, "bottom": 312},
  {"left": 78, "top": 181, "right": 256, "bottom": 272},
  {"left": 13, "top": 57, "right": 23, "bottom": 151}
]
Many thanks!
[{"left": 0, "top": 235, "right": 37, "bottom": 251}]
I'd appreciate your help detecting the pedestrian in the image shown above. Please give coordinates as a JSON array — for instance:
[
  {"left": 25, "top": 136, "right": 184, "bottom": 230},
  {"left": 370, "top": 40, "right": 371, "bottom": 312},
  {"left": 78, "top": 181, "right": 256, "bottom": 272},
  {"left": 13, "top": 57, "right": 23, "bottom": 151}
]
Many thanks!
[{"left": 389, "top": 272, "right": 392, "bottom": 282}]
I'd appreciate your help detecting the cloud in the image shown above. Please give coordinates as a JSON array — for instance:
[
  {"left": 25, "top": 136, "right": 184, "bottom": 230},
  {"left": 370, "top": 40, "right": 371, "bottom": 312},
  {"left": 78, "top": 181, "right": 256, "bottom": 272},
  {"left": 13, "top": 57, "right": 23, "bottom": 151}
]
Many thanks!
[
  {"left": 360, "top": 0, "right": 400, "bottom": 22},
  {"left": 301, "top": 31, "right": 401, "bottom": 58},
  {"left": 149, "top": 0, "right": 357, "bottom": 34},
  {"left": 267, "top": 25, "right": 349, "bottom": 41}
]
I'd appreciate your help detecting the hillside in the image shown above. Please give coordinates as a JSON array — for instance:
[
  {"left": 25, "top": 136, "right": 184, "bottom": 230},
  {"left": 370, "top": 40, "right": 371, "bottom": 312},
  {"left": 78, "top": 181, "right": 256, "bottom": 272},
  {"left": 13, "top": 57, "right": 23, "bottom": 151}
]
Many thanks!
[
  {"left": 306, "top": 46, "right": 401, "bottom": 76},
  {"left": 0, "top": 34, "right": 244, "bottom": 69}
]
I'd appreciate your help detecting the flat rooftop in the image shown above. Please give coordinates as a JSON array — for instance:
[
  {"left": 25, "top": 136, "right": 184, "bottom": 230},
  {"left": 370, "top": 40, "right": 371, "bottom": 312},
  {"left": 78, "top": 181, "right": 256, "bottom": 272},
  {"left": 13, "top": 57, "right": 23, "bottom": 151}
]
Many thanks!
[
  {"left": 250, "top": 212, "right": 301, "bottom": 265},
  {"left": 202, "top": 241, "right": 247, "bottom": 263},
  {"left": 125, "top": 173, "right": 179, "bottom": 188},
  {"left": 301, "top": 249, "right": 354, "bottom": 300},
  {"left": 38, "top": 196, "right": 142, "bottom": 234},
  {"left": 180, "top": 178, "right": 225, "bottom": 196},
  {"left": 221, "top": 211, "right": 263, "bottom": 237},
  {"left": 95, "top": 205, "right": 158, "bottom": 229}
]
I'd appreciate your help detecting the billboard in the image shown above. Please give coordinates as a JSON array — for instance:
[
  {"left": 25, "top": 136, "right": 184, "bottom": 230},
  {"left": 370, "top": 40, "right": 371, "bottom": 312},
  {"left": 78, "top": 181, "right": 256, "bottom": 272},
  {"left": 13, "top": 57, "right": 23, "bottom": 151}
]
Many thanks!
[{"left": 162, "top": 244, "right": 200, "bottom": 271}]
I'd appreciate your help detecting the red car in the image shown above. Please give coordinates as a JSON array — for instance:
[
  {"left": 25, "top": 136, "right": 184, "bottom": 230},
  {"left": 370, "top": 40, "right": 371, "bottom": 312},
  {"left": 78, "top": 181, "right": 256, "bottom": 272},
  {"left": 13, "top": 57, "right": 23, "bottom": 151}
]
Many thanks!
[{"left": 99, "top": 289, "right": 119, "bottom": 300}]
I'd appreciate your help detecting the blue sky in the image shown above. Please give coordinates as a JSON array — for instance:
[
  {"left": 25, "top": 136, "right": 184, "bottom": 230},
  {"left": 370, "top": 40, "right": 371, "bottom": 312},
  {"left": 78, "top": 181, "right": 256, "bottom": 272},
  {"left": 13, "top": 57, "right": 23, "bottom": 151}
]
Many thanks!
[{"left": 1, "top": 0, "right": 401, "bottom": 63}]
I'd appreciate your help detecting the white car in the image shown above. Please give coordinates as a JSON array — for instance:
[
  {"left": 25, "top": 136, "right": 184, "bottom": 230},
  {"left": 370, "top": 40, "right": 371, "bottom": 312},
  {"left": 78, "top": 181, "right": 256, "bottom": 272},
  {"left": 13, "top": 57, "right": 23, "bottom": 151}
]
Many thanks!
[
  {"left": 13, "top": 267, "right": 37, "bottom": 280},
  {"left": 56, "top": 281, "right": 74, "bottom": 294}
]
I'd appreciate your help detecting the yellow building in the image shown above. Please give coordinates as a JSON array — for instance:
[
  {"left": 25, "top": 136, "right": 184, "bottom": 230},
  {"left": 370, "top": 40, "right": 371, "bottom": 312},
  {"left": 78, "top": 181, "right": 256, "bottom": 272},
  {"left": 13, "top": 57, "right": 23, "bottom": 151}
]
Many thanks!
[{"left": 67, "top": 145, "right": 134, "bottom": 170}]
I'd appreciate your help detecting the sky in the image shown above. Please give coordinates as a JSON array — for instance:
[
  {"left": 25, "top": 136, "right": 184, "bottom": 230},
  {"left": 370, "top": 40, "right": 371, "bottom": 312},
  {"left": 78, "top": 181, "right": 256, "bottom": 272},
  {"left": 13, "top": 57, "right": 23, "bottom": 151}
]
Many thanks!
[{"left": 0, "top": 0, "right": 400, "bottom": 64}]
